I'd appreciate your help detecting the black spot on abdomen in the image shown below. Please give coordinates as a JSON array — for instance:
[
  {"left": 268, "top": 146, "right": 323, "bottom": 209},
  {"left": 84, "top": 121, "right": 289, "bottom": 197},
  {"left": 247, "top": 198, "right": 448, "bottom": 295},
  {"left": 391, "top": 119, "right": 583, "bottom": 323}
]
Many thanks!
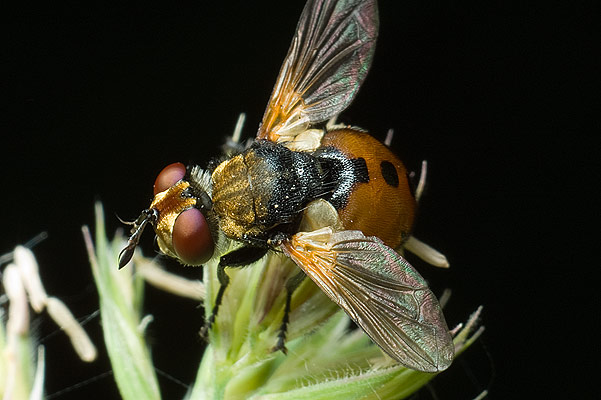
[{"left": 380, "top": 160, "right": 399, "bottom": 187}]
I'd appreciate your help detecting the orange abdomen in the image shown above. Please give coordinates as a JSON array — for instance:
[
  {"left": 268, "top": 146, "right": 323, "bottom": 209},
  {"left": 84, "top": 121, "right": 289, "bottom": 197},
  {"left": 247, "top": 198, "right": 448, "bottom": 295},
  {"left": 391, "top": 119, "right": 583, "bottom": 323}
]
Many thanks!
[{"left": 320, "top": 129, "right": 416, "bottom": 249}]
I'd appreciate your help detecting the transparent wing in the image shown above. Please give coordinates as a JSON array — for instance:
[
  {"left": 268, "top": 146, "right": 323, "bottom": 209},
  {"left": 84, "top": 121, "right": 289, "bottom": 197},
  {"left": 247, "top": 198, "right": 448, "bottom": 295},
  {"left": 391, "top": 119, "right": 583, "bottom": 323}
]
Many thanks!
[
  {"left": 281, "top": 228, "right": 454, "bottom": 372},
  {"left": 257, "top": 0, "right": 378, "bottom": 147}
]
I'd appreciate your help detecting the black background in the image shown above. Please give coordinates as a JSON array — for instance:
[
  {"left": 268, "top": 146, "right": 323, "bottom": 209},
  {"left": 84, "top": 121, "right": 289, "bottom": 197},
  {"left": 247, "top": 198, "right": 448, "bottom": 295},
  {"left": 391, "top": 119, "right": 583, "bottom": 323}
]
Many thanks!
[{"left": 2, "top": 1, "right": 593, "bottom": 399}]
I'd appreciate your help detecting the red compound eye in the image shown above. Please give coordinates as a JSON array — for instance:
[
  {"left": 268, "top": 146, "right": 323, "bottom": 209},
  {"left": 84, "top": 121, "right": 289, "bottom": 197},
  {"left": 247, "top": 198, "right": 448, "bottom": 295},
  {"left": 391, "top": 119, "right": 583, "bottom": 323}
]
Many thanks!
[
  {"left": 154, "top": 162, "right": 186, "bottom": 195},
  {"left": 172, "top": 208, "right": 214, "bottom": 265}
]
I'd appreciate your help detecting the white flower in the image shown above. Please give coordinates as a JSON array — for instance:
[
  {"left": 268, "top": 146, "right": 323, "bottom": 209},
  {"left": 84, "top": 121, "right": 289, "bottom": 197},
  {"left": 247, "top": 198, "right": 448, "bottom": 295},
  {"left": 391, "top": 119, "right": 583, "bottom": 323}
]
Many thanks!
[{"left": 1, "top": 239, "right": 96, "bottom": 399}]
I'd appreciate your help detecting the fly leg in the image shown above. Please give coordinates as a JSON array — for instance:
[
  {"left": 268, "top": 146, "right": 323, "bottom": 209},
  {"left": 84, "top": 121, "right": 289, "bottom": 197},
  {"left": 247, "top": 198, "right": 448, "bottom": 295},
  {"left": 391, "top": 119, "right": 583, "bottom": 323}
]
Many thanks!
[
  {"left": 199, "top": 246, "right": 268, "bottom": 340},
  {"left": 272, "top": 270, "right": 306, "bottom": 354}
]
